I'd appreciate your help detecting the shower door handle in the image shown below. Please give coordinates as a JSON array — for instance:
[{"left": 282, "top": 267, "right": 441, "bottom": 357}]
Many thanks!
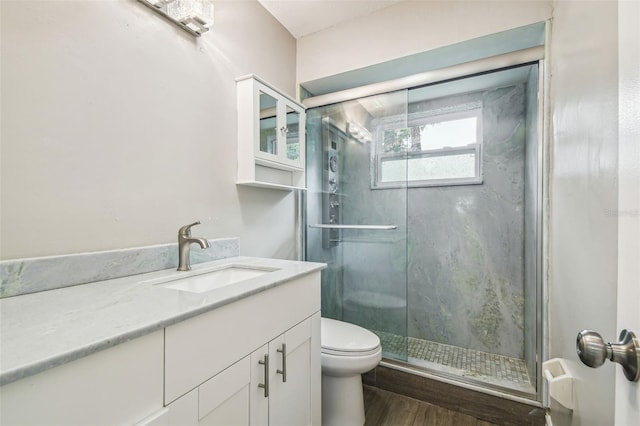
[
  {"left": 308, "top": 224, "right": 397, "bottom": 230},
  {"left": 576, "top": 329, "right": 640, "bottom": 382}
]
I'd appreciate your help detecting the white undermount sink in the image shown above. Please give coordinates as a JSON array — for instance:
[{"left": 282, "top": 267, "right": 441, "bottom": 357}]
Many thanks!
[{"left": 146, "top": 265, "right": 277, "bottom": 294}]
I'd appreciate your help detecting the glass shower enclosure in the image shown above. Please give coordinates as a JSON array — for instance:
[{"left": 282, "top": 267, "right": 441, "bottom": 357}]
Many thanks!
[{"left": 305, "top": 64, "right": 542, "bottom": 399}]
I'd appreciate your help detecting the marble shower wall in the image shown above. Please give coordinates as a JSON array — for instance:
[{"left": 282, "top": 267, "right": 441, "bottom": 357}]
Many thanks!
[
  {"left": 307, "top": 81, "right": 535, "bottom": 362},
  {"left": 406, "top": 84, "right": 527, "bottom": 359},
  {"left": 333, "top": 84, "right": 528, "bottom": 359}
]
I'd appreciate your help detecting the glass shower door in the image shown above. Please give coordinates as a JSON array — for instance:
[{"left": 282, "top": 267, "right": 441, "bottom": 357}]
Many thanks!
[
  {"left": 400, "top": 66, "right": 539, "bottom": 395},
  {"left": 305, "top": 90, "right": 409, "bottom": 362},
  {"left": 306, "top": 64, "right": 541, "bottom": 398}
]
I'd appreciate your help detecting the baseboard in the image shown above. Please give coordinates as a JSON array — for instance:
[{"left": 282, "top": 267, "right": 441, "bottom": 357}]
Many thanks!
[{"left": 363, "top": 365, "right": 546, "bottom": 426}]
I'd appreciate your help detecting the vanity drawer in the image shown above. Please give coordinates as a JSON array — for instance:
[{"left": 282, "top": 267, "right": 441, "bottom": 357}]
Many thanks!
[{"left": 164, "top": 272, "right": 320, "bottom": 404}]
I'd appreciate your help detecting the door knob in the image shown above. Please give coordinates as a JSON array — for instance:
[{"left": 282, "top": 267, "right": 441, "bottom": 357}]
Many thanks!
[{"left": 576, "top": 329, "right": 640, "bottom": 382}]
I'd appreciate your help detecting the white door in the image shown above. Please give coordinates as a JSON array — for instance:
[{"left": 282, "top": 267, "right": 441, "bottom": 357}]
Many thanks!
[
  {"left": 549, "top": 1, "right": 639, "bottom": 425},
  {"left": 615, "top": 1, "right": 640, "bottom": 424}
]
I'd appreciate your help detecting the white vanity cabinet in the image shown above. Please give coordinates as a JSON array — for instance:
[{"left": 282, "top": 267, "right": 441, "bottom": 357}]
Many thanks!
[
  {"left": 0, "top": 331, "right": 165, "bottom": 426},
  {"left": 236, "top": 75, "right": 306, "bottom": 190},
  {"left": 164, "top": 272, "right": 321, "bottom": 425},
  {"left": 0, "top": 267, "right": 321, "bottom": 426}
]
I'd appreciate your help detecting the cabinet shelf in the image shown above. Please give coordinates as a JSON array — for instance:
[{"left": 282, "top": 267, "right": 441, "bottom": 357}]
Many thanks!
[{"left": 236, "top": 180, "right": 307, "bottom": 191}]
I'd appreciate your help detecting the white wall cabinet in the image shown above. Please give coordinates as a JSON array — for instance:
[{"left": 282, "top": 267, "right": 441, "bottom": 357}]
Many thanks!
[{"left": 237, "top": 75, "right": 306, "bottom": 190}]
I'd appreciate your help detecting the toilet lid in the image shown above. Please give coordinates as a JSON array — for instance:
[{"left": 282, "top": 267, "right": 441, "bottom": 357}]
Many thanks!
[{"left": 321, "top": 318, "right": 380, "bottom": 353}]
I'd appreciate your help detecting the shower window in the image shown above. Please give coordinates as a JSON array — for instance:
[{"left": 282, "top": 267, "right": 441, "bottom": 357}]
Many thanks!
[{"left": 373, "top": 105, "right": 483, "bottom": 188}]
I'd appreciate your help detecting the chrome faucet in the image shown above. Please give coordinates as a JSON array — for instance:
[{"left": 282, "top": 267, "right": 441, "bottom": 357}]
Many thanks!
[{"left": 177, "top": 221, "right": 211, "bottom": 271}]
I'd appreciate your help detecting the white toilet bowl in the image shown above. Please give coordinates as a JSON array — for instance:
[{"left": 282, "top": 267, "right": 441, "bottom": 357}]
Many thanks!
[{"left": 321, "top": 318, "right": 382, "bottom": 426}]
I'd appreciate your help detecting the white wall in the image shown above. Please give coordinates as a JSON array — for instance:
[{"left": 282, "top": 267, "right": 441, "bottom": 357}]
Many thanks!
[
  {"left": 0, "top": 0, "right": 297, "bottom": 260},
  {"left": 548, "top": 1, "right": 619, "bottom": 425},
  {"left": 297, "top": 0, "right": 552, "bottom": 84}
]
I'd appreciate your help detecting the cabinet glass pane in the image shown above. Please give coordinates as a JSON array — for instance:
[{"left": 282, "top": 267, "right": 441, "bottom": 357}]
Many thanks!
[
  {"left": 259, "top": 91, "right": 277, "bottom": 156},
  {"left": 286, "top": 105, "right": 300, "bottom": 161}
]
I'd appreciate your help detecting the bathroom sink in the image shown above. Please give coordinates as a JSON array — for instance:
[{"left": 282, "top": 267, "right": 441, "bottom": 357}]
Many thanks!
[{"left": 148, "top": 265, "right": 276, "bottom": 294}]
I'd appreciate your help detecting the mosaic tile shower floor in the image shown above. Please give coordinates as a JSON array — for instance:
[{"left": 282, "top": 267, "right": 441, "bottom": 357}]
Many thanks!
[{"left": 374, "top": 330, "right": 535, "bottom": 394}]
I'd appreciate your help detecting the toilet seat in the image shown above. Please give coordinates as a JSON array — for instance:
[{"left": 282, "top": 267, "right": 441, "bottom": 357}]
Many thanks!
[
  {"left": 322, "top": 346, "right": 381, "bottom": 356},
  {"left": 321, "top": 317, "right": 381, "bottom": 356}
]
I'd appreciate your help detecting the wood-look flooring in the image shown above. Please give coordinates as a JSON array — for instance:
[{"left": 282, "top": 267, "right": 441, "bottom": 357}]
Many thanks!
[
  {"left": 364, "top": 385, "right": 499, "bottom": 426},
  {"left": 363, "top": 366, "right": 546, "bottom": 426}
]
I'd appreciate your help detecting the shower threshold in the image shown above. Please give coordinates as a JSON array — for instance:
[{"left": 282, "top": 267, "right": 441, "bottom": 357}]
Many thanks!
[{"left": 373, "top": 330, "right": 535, "bottom": 395}]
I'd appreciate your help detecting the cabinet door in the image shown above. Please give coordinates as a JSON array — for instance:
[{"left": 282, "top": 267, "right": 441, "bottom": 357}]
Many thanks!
[
  {"left": 166, "top": 389, "right": 198, "bottom": 426},
  {"left": 135, "top": 409, "right": 169, "bottom": 426},
  {"left": 269, "top": 317, "right": 313, "bottom": 426},
  {"left": 254, "top": 81, "right": 305, "bottom": 171},
  {"left": 255, "top": 85, "right": 281, "bottom": 164},
  {"left": 199, "top": 357, "right": 251, "bottom": 426},
  {"left": 249, "top": 319, "right": 315, "bottom": 426},
  {"left": 167, "top": 357, "right": 251, "bottom": 426},
  {"left": 278, "top": 101, "right": 306, "bottom": 170}
]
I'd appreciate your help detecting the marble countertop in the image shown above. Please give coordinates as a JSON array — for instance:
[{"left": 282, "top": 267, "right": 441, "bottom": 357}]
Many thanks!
[{"left": 0, "top": 256, "right": 325, "bottom": 386}]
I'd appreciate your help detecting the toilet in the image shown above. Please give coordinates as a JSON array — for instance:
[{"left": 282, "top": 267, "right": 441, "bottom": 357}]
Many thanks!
[{"left": 321, "top": 317, "right": 382, "bottom": 426}]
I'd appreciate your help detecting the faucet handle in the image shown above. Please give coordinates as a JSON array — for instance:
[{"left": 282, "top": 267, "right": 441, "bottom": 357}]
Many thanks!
[{"left": 178, "top": 221, "right": 201, "bottom": 237}]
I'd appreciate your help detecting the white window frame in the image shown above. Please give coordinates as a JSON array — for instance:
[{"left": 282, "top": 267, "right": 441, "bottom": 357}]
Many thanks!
[{"left": 372, "top": 106, "right": 483, "bottom": 189}]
